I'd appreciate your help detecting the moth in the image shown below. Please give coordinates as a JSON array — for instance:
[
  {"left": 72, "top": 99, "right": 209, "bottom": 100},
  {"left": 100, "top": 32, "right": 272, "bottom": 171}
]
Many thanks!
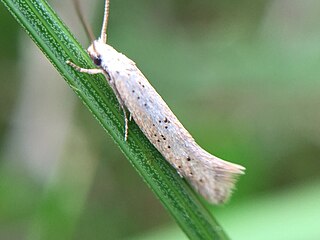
[{"left": 67, "top": 0, "right": 245, "bottom": 204}]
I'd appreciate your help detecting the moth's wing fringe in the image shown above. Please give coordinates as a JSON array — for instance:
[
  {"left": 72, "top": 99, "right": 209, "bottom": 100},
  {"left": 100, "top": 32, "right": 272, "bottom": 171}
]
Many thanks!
[{"left": 190, "top": 151, "right": 245, "bottom": 204}]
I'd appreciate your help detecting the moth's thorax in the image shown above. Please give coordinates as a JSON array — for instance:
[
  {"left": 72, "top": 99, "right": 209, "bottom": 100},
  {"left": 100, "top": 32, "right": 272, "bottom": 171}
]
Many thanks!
[{"left": 87, "top": 39, "right": 135, "bottom": 74}]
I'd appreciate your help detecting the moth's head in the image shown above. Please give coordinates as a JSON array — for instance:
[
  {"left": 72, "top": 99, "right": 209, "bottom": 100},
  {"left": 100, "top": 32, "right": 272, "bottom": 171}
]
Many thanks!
[
  {"left": 73, "top": 0, "right": 110, "bottom": 66},
  {"left": 87, "top": 40, "right": 102, "bottom": 66}
]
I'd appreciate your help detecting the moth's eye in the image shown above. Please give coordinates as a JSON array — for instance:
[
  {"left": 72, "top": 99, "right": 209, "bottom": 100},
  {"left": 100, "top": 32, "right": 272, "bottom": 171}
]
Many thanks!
[{"left": 93, "top": 56, "right": 102, "bottom": 66}]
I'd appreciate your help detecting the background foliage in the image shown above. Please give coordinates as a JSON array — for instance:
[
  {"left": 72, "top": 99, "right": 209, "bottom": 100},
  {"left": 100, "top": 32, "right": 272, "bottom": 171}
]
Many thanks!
[{"left": 1, "top": 0, "right": 320, "bottom": 239}]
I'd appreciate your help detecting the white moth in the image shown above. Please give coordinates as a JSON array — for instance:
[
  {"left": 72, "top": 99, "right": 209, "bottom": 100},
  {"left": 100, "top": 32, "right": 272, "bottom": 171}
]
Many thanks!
[{"left": 67, "top": 0, "right": 245, "bottom": 204}]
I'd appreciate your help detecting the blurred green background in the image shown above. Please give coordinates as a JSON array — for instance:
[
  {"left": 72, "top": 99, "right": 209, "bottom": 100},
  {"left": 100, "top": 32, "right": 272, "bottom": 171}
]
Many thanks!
[{"left": 1, "top": 0, "right": 320, "bottom": 239}]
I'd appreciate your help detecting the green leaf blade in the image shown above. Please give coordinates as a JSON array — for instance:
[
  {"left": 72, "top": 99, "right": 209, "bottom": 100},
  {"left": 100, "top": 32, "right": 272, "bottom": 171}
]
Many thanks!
[{"left": 1, "top": 0, "right": 230, "bottom": 239}]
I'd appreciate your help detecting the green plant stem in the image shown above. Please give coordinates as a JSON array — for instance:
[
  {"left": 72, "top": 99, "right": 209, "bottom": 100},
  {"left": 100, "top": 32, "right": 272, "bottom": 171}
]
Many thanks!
[{"left": 1, "top": 0, "right": 230, "bottom": 239}]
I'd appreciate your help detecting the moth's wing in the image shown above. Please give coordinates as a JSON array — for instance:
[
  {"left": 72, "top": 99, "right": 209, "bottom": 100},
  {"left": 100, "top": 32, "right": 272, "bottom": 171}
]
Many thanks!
[{"left": 110, "top": 54, "right": 245, "bottom": 205}]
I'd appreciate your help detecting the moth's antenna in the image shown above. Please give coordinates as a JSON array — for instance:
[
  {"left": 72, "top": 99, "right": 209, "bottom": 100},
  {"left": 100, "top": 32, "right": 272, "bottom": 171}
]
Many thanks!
[
  {"left": 73, "top": 0, "right": 96, "bottom": 43},
  {"left": 100, "top": 0, "right": 109, "bottom": 43}
]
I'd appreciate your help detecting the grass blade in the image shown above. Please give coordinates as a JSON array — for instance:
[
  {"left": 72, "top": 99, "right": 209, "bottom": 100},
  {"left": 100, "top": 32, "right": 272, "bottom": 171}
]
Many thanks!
[{"left": 1, "top": 0, "right": 230, "bottom": 239}]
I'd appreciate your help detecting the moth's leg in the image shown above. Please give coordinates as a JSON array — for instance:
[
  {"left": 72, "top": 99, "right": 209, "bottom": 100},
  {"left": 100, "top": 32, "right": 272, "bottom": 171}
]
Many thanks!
[
  {"left": 112, "top": 96, "right": 129, "bottom": 141},
  {"left": 122, "top": 106, "right": 129, "bottom": 141},
  {"left": 103, "top": 72, "right": 129, "bottom": 141},
  {"left": 113, "top": 90, "right": 129, "bottom": 141},
  {"left": 66, "top": 60, "right": 104, "bottom": 75},
  {"left": 67, "top": 60, "right": 129, "bottom": 141}
]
